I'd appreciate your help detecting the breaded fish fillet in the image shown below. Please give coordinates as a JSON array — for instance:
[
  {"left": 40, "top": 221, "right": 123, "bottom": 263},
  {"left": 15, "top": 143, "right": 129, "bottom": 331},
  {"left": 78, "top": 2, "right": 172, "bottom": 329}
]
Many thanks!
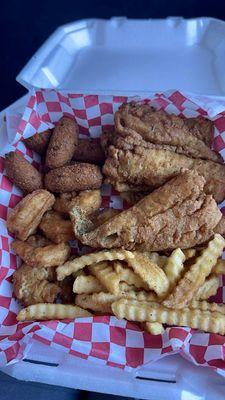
[
  {"left": 103, "top": 139, "right": 225, "bottom": 203},
  {"left": 115, "top": 102, "right": 219, "bottom": 161},
  {"left": 70, "top": 171, "right": 222, "bottom": 252}
]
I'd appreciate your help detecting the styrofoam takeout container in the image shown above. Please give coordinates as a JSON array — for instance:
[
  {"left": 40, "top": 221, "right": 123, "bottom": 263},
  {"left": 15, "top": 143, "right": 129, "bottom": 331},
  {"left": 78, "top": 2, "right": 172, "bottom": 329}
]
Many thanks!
[
  {"left": 1, "top": 17, "right": 225, "bottom": 399},
  {"left": 17, "top": 17, "right": 225, "bottom": 98}
]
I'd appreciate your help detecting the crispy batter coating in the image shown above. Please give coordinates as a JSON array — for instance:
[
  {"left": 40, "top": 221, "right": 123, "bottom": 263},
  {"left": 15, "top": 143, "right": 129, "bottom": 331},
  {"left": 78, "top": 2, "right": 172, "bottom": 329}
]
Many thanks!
[
  {"left": 45, "top": 163, "right": 103, "bottom": 192},
  {"left": 39, "top": 210, "right": 75, "bottom": 243},
  {"left": 103, "top": 138, "right": 225, "bottom": 203},
  {"left": 115, "top": 102, "right": 218, "bottom": 161},
  {"left": 46, "top": 117, "right": 78, "bottom": 168},
  {"left": 72, "top": 171, "right": 222, "bottom": 252},
  {"left": 11, "top": 239, "right": 71, "bottom": 268},
  {"left": 90, "top": 208, "right": 120, "bottom": 227},
  {"left": 73, "top": 138, "right": 105, "bottom": 165},
  {"left": 69, "top": 190, "right": 102, "bottom": 237},
  {"left": 120, "top": 191, "right": 147, "bottom": 205},
  {"left": 13, "top": 263, "right": 60, "bottom": 306},
  {"left": 53, "top": 192, "right": 77, "bottom": 214},
  {"left": 26, "top": 234, "right": 52, "bottom": 248},
  {"left": 5, "top": 151, "right": 43, "bottom": 193},
  {"left": 23, "top": 129, "right": 52, "bottom": 154},
  {"left": 7, "top": 190, "right": 55, "bottom": 241},
  {"left": 101, "top": 131, "right": 115, "bottom": 155}
]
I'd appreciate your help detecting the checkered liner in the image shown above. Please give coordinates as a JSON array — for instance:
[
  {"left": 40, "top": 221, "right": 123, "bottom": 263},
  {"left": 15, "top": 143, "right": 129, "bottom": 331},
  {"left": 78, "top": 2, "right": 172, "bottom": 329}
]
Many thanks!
[{"left": 1, "top": 89, "right": 225, "bottom": 372}]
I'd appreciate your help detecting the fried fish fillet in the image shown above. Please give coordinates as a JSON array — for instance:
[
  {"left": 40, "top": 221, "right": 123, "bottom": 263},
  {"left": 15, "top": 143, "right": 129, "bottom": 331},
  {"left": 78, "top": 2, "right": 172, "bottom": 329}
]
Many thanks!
[
  {"left": 70, "top": 171, "right": 222, "bottom": 252},
  {"left": 115, "top": 102, "right": 218, "bottom": 161},
  {"left": 103, "top": 137, "right": 225, "bottom": 203}
]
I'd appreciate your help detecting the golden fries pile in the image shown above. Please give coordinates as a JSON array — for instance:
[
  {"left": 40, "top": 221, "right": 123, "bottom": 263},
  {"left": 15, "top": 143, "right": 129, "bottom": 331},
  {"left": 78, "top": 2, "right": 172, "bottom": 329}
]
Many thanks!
[
  {"left": 7, "top": 177, "right": 225, "bottom": 334},
  {"left": 17, "top": 231, "right": 225, "bottom": 335}
]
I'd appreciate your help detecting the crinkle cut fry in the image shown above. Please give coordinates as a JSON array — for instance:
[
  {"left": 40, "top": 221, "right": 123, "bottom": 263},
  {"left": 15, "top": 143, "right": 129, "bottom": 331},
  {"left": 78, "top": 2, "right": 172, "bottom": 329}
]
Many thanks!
[
  {"left": 112, "top": 299, "right": 225, "bottom": 335},
  {"left": 75, "top": 290, "right": 157, "bottom": 313},
  {"left": 194, "top": 274, "right": 220, "bottom": 300},
  {"left": 57, "top": 249, "right": 169, "bottom": 296},
  {"left": 88, "top": 262, "right": 121, "bottom": 295},
  {"left": 164, "top": 248, "right": 185, "bottom": 286},
  {"left": 56, "top": 250, "right": 135, "bottom": 281},
  {"left": 128, "top": 252, "right": 169, "bottom": 296},
  {"left": 17, "top": 303, "right": 92, "bottom": 321},
  {"left": 163, "top": 234, "right": 225, "bottom": 309},
  {"left": 114, "top": 261, "right": 148, "bottom": 290}
]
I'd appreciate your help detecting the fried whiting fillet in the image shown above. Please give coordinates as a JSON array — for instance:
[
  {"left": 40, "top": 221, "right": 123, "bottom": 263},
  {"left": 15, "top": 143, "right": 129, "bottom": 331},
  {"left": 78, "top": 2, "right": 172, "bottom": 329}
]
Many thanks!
[
  {"left": 103, "top": 137, "right": 225, "bottom": 203},
  {"left": 5, "top": 152, "right": 43, "bottom": 193},
  {"left": 70, "top": 171, "right": 222, "bottom": 251},
  {"left": 73, "top": 138, "right": 105, "bottom": 165},
  {"left": 46, "top": 117, "right": 78, "bottom": 169},
  {"left": 13, "top": 263, "right": 60, "bottom": 306},
  {"left": 45, "top": 163, "right": 103, "bottom": 192},
  {"left": 7, "top": 190, "right": 55, "bottom": 241},
  {"left": 23, "top": 129, "right": 52, "bottom": 155},
  {"left": 115, "top": 102, "right": 218, "bottom": 161}
]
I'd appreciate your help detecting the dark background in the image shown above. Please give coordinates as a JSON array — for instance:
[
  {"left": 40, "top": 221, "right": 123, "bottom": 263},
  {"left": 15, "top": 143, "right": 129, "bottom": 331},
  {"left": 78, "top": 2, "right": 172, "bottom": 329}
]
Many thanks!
[
  {"left": 1, "top": 0, "right": 225, "bottom": 109},
  {"left": 1, "top": 1, "right": 225, "bottom": 399}
]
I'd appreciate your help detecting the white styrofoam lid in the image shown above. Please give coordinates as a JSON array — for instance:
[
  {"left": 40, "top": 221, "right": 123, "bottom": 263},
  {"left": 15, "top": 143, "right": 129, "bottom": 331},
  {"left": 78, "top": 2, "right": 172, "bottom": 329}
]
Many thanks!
[{"left": 16, "top": 17, "right": 225, "bottom": 97}]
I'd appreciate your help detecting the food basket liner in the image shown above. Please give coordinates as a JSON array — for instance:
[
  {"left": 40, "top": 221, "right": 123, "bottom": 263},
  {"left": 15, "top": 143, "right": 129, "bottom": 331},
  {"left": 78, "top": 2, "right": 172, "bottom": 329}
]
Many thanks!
[{"left": 1, "top": 89, "right": 225, "bottom": 373}]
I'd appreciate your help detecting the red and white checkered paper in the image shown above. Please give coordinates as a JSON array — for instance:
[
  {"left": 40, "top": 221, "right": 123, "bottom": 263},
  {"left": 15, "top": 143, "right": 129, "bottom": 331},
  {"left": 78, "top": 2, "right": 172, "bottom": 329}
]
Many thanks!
[{"left": 1, "top": 89, "right": 225, "bottom": 373}]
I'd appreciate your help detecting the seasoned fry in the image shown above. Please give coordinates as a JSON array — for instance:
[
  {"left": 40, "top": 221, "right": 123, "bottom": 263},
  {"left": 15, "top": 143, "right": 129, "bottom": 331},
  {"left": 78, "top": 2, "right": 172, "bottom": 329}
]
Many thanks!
[
  {"left": 75, "top": 290, "right": 157, "bottom": 313},
  {"left": 13, "top": 264, "right": 60, "bottom": 306},
  {"left": 128, "top": 253, "right": 169, "bottom": 296},
  {"left": 39, "top": 210, "right": 74, "bottom": 243},
  {"left": 75, "top": 292, "right": 115, "bottom": 313},
  {"left": 212, "top": 259, "right": 225, "bottom": 275},
  {"left": 46, "top": 117, "right": 78, "bottom": 168},
  {"left": 112, "top": 299, "right": 225, "bottom": 335},
  {"left": 88, "top": 262, "right": 121, "bottom": 295},
  {"left": 73, "top": 275, "right": 104, "bottom": 294},
  {"left": 56, "top": 249, "right": 135, "bottom": 281},
  {"left": 5, "top": 151, "right": 43, "bottom": 193},
  {"left": 163, "top": 234, "right": 225, "bottom": 309},
  {"left": 53, "top": 192, "right": 77, "bottom": 214},
  {"left": 147, "top": 253, "right": 168, "bottom": 268},
  {"left": 114, "top": 261, "right": 148, "bottom": 290},
  {"left": 17, "top": 303, "right": 92, "bottom": 321},
  {"left": 7, "top": 190, "right": 55, "bottom": 241},
  {"left": 164, "top": 249, "right": 185, "bottom": 286},
  {"left": 194, "top": 275, "right": 220, "bottom": 300},
  {"left": 23, "top": 129, "right": 52, "bottom": 155},
  {"left": 11, "top": 240, "right": 70, "bottom": 268},
  {"left": 45, "top": 163, "right": 103, "bottom": 193},
  {"left": 143, "top": 322, "right": 165, "bottom": 335},
  {"left": 73, "top": 138, "right": 105, "bottom": 165},
  {"left": 188, "top": 300, "right": 225, "bottom": 314}
]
